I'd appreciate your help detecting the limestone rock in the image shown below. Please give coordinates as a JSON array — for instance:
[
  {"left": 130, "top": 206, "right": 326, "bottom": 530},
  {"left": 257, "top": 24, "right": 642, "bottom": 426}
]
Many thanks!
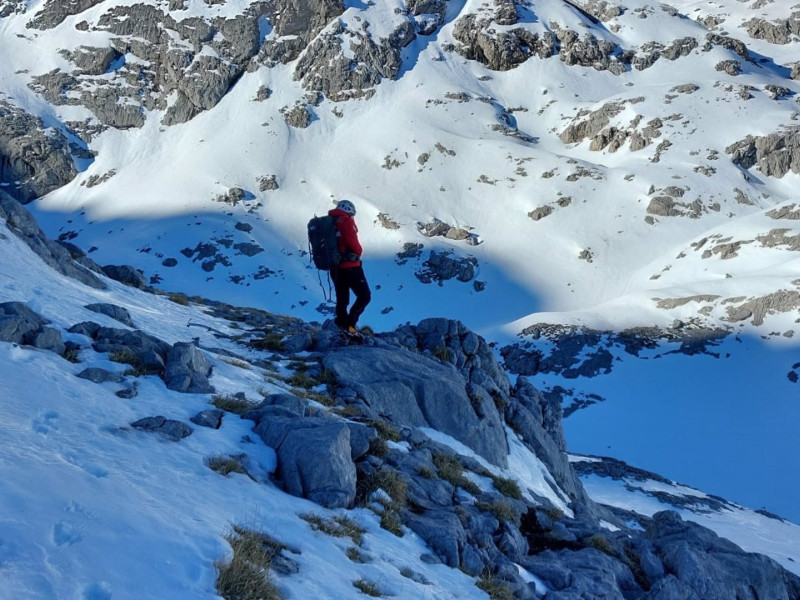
[
  {"left": 0, "top": 101, "right": 78, "bottom": 203},
  {"left": 323, "top": 344, "right": 509, "bottom": 467},
  {"left": 164, "top": 342, "right": 214, "bottom": 394}
]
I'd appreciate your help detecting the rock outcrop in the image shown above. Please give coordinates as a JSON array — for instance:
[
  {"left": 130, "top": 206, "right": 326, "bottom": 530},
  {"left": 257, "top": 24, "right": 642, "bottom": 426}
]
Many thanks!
[
  {"left": 0, "top": 191, "right": 106, "bottom": 289},
  {"left": 727, "top": 126, "right": 800, "bottom": 178},
  {"left": 0, "top": 101, "right": 78, "bottom": 202}
]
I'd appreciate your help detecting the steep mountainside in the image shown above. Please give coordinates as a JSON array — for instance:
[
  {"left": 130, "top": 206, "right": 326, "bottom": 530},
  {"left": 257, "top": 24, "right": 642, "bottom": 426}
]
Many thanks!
[{"left": 1, "top": 0, "right": 800, "bottom": 559}]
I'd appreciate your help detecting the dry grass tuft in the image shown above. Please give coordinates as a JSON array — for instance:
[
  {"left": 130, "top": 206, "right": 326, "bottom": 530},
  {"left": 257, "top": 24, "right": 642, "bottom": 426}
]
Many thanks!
[{"left": 215, "top": 526, "right": 283, "bottom": 600}]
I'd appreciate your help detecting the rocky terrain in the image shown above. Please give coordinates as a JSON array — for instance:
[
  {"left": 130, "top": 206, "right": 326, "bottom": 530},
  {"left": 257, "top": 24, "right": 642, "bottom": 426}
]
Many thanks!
[
  {"left": 2, "top": 0, "right": 800, "bottom": 593},
  {"left": 2, "top": 190, "right": 800, "bottom": 598}
]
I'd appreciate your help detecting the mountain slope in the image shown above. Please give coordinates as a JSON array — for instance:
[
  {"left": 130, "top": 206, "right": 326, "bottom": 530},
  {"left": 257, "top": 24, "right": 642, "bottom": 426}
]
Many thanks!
[
  {"left": 1, "top": 0, "right": 799, "bottom": 558},
  {"left": 2, "top": 183, "right": 800, "bottom": 600}
]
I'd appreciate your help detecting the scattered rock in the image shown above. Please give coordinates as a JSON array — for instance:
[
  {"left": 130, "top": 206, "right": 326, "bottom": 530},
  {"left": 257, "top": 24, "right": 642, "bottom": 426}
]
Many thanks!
[
  {"left": 131, "top": 415, "right": 192, "bottom": 441},
  {"left": 85, "top": 303, "right": 134, "bottom": 327}
]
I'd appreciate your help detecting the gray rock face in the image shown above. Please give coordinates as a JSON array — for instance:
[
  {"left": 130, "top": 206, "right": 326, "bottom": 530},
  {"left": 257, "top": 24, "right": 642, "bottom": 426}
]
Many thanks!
[
  {"left": 27, "top": 0, "right": 105, "bottom": 29},
  {"left": 0, "top": 191, "right": 106, "bottom": 289},
  {"left": 0, "top": 101, "right": 78, "bottom": 203},
  {"left": 743, "top": 14, "right": 800, "bottom": 45},
  {"left": 0, "top": 301, "right": 49, "bottom": 344},
  {"left": 453, "top": 13, "right": 555, "bottom": 71},
  {"left": 254, "top": 415, "right": 357, "bottom": 508},
  {"left": 727, "top": 126, "right": 800, "bottom": 178},
  {"left": 294, "top": 16, "right": 415, "bottom": 101},
  {"left": 505, "top": 378, "right": 589, "bottom": 506},
  {"left": 0, "top": 302, "right": 65, "bottom": 355},
  {"left": 644, "top": 511, "right": 800, "bottom": 600},
  {"left": 269, "top": 0, "right": 344, "bottom": 43},
  {"left": 323, "top": 343, "right": 509, "bottom": 467},
  {"left": 164, "top": 342, "right": 214, "bottom": 394},
  {"left": 405, "top": 510, "right": 466, "bottom": 567},
  {"left": 29, "top": 3, "right": 271, "bottom": 128},
  {"left": 101, "top": 264, "right": 147, "bottom": 288}
]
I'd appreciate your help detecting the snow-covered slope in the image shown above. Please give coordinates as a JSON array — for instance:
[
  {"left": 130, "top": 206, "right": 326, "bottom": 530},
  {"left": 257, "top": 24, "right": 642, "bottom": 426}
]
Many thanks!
[
  {"left": 2, "top": 181, "right": 799, "bottom": 600},
  {"left": 1, "top": 0, "right": 799, "bottom": 563}
]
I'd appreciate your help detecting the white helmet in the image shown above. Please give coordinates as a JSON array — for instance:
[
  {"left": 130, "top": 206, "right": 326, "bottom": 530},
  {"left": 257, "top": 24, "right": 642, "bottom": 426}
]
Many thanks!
[{"left": 337, "top": 199, "right": 356, "bottom": 216}]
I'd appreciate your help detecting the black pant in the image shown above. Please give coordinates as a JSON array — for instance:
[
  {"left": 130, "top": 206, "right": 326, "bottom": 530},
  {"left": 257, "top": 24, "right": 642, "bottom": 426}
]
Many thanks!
[{"left": 331, "top": 266, "right": 371, "bottom": 328}]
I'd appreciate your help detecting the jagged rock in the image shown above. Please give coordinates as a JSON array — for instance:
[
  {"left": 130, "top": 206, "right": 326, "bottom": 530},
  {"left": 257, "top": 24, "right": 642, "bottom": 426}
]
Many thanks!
[
  {"left": 323, "top": 343, "right": 509, "bottom": 467},
  {"left": 27, "top": 0, "right": 105, "bottom": 30},
  {"left": 269, "top": 0, "right": 344, "bottom": 44},
  {"left": 101, "top": 264, "right": 147, "bottom": 289},
  {"left": 0, "top": 302, "right": 66, "bottom": 355},
  {"left": 85, "top": 303, "right": 134, "bottom": 327},
  {"left": 453, "top": 14, "right": 555, "bottom": 71},
  {"left": 254, "top": 416, "right": 357, "bottom": 508},
  {"left": 190, "top": 409, "right": 224, "bottom": 429},
  {"left": 29, "top": 3, "right": 270, "bottom": 128},
  {"left": 257, "top": 175, "right": 279, "bottom": 191},
  {"left": 723, "top": 291, "right": 800, "bottom": 326},
  {"left": 77, "top": 367, "right": 125, "bottom": 384},
  {"left": 715, "top": 59, "right": 741, "bottom": 76},
  {"left": 505, "top": 378, "right": 590, "bottom": 506},
  {"left": 404, "top": 509, "right": 466, "bottom": 568},
  {"left": 131, "top": 415, "right": 192, "bottom": 441},
  {"left": 529, "top": 205, "right": 554, "bottom": 221},
  {"left": 294, "top": 16, "right": 415, "bottom": 100},
  {"left": 164, "top": 342, "right": 214, "bottom": 394},
  {"left": 416, "top": 250, "right": 477, "bottom": 284},
  {"left": 282, "top": 104, "right": 312, "bottom": 128},
  {"left": 767, "top": 204, "right": 800, "bottom": 220},
  {"left": 727, "top": 127, "right": 800, "bottom": 178},
  {"left": 555, "top": 27, "right": 622, "bottom": 73},
  {"left": 559, "top": 99, "right": 636, "bottom": 144},
  {"left": 645, "top": 511, "right": 800, "bottom": 599},
  {"left": 61, "top": 46, "right": 121, "bottom": 76},
  {"left": 743, "top": 15, "right": 800, "bottom": 45},
  {"left": 0, "top": 101, "right": 78, "bottom": 203}
]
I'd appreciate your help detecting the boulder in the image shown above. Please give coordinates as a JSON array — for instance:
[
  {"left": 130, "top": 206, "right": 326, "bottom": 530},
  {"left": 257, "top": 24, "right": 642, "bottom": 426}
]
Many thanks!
[
  {"left": 324, "top": 345, "right": 509, "bottom": 467},
  {"left": 645, "top": 511, "right": 800, "bottom": 600},
  {"left": 190, "top": 410, "right": 224, "bottom": 429},
  {"left": 404, "top": 509, "right": 466, "bottom": 567},
  {"left": 256, "top": 416, "right": 356, "bottom": 509},
  {"left": 101, "top": 264, "right": 147, "bottom": 289},
  {"left": 77, "top": 367, "right": 125, "bottom": 384},
  {"left": 0, "top": 301, "right": 48, "bottom": 345},
  {"left": 131, "top": 416, "right": 192, "bottom": 441},
  {"left": 164, "top": 342, "right": 214, "bottom": 394}
]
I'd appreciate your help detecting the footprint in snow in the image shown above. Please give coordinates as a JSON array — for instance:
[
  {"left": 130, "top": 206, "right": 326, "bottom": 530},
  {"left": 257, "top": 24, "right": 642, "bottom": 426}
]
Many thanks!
[
  {"left": 82, "top": 582, "right": 112, "bottom": 600},
  {"left": 60, "top": 452, "right": 110, "bottom": 479},
  {"left": 32, "top": 411, "right": 59, "bottom": 434},
  {"left": 52, "top": 521, "right": 82, "bottom": 546}
]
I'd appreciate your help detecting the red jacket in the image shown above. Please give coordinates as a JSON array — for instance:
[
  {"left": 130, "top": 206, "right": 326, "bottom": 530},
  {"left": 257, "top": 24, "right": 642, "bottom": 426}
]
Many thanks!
[{"left": 329, "top": 208, "right": 363, "bottom": 269}]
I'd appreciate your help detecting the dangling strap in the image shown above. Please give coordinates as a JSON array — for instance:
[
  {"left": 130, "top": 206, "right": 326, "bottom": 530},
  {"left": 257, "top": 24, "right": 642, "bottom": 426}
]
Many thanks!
[{"left": 316, "top": 268, "right": 334, "bottom": 303}]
